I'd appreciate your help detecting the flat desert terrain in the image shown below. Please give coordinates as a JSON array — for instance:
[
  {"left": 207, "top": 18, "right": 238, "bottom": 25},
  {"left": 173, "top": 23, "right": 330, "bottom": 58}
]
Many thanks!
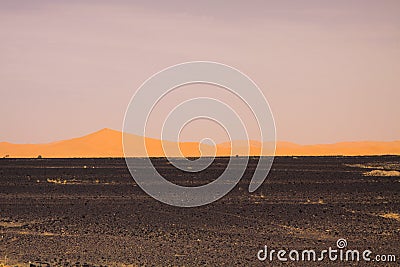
[{"left": 0, "top": 156, "right": 399, "bottom": 266}]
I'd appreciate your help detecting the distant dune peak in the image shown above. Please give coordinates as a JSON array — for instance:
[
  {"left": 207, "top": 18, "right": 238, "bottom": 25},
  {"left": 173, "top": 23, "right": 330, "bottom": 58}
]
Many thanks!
[
  {"left": 89, "top": 128, "right": 121, "bottom": 136},
  {"left": 0, "top": 128, "right": 399, "bottom": 158}
]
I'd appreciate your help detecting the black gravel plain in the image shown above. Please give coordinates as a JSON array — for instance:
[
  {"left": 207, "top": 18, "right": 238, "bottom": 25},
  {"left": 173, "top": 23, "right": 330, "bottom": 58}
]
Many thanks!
[{"left": 0, "top": 156, "right": 399, "bottom": 266}]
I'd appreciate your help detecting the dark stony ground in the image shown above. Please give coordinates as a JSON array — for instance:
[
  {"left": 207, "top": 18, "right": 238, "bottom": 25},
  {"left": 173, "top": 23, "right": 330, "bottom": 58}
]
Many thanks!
[{"left": 0, "top": 156, "right": 399, "bottom": 266}]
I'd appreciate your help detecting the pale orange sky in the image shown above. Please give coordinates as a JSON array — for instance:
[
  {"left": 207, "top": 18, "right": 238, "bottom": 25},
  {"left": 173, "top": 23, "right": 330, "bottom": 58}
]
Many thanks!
[{"left": 0, "top": 1, "right": 399, "bottom": 144}]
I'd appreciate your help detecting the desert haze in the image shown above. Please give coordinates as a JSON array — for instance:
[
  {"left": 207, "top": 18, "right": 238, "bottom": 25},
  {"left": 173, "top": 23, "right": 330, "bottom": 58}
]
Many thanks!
[{"left": 0, "top": 128, "right": 399, "bottom": 158}]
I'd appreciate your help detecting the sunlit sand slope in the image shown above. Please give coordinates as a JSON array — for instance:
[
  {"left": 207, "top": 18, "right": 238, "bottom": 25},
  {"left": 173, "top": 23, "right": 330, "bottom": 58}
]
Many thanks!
[{"left": 1, "top": 128, "right": 399, "bottom": 157}]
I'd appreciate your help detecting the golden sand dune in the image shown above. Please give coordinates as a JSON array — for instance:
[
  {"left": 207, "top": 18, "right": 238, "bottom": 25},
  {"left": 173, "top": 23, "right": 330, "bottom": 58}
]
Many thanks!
[
  {"left": 0, "top": 128, "right": 399, "bottom": 158},
  {"left": 276, "top": 140, "right": 400, "bottom": 156}
]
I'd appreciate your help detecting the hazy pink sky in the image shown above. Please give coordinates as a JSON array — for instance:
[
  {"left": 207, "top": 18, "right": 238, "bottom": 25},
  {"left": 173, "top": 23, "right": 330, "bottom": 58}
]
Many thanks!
[{"left": 1, "top": 0, "right": 399, "bottom": 144}]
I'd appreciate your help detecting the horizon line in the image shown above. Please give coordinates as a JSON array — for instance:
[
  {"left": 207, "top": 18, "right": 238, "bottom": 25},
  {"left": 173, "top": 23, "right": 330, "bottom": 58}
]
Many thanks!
[{"left": 1, "top": 127, "right": 399, "bottom": 146}]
